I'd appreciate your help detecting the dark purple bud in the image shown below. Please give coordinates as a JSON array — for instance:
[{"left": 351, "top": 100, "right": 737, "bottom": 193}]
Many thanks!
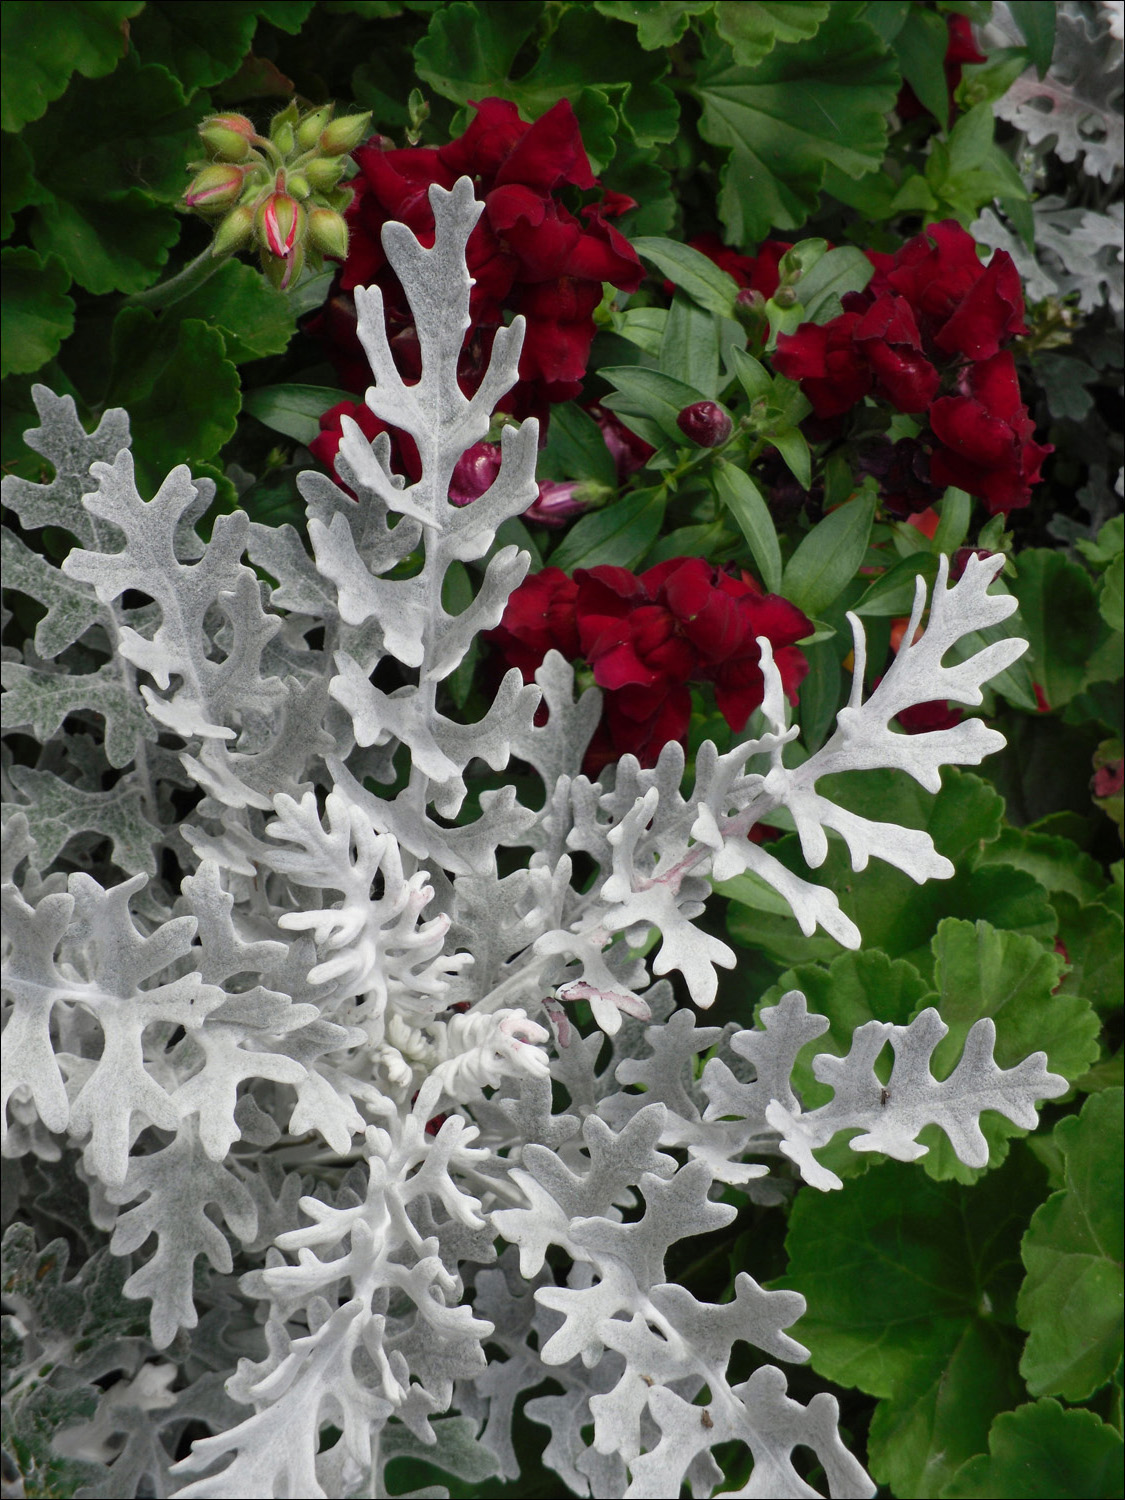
[
  {"left": 449, "top": 441, "right": 503, "bottom": 506},
  {"left": 951, "top": 546, "right": 995, "bottom": 581},
  {"left": 676, "top": 401, "right": 733, "bottom": 448}
]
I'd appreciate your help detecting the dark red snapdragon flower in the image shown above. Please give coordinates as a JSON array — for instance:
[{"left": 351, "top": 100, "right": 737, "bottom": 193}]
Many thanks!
[
  {"left": 488, "top": 558, "right": 811, "bottom": 774},
  {"left": 314, "top": 98, "right": 643, "bottom": 415},
  {"left": 929, "top": 352, "right": 1051, "bottom": 514}
]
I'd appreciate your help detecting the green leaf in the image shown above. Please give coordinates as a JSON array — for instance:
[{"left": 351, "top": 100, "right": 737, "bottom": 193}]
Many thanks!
[
  {"left": 769, "top": 425, "right": 811, "bottom": 490},
  {"left": 130, "top": 2, "right": 312, "bottom": 98},
  {"left": 593, "top": 0, "right": 713, "bottom": 50},
  {"left": 105, "top": 308, "right": 240, "bottom": 496},
  {"left": 1018, "top": 1089, "right": 1124, "bottom": 1403},
  {"left": 242, "top": 383, "right": 354, "bottom": 445},
  {"left": 974, "top": 828, "right": 1106, "bottom": 907},
  {"left": 549, "top": 488, "right": 665, "bottom": 572},
  {"left": 0, "top": 133, "right": 48, "bottom": 240},
  {"left": 1007, "top": 1, "right": 1057, "bottom": 78},
  {"left": 694, "top": 4, "right": 900, "bottom": 243},
  {"left": 933, "top": 487, "right": 972, "bottom": 555},
  {"left": 777, "top": 1149, "right": 1047, "bottom": 1499},
  {"left": 1052, "top": 893, "right": 1124, "bottom": 1018},
  {"left": 630, "top": 235, "right": 741, "bottom": 317},
  {"left": 713, "top": 461, "right": 781, "bottom": 593},
  {"left": 0, "top": 248, "right": 74, "bottom": 379},
  {"left": 538, "top": 401, "right": 618, "bottom": 489},
  {"left": 660, "top": 294, "right": 721, "bottom": 398},
  {"left": 795, "top": 638, "right": 842, "bottom": 752},
  {"left": 1098, "top": 553, "right": 1124, "bottom": 635},
  {"left": 782, "top": 488, "right": 876, "bottom": 617},
  {"left": 612, "top": 305, "right": 668, "bottom": 357},
  {"left": 792, "top": 244, "right": 875, "bottom": 324},
  {"left": 854, "top": 553, "right": 940, "bottom": 617},
  {"left": 1009, "top": 550, "right": 1111, "bottom": 710},
  {"left": 713, "top": 0, "right": 829, "bottom": 68},
  {"left": 23, "top": 57, "right": 201, "bottom": 295},
  {"left": 169, "top": 258, "right": 298, "bottom": 364},
  {"left": 599, "top": 366, "right": 710, "bottom": 442},
  {"left": 727, "top": 769, "right": 1059, "bottom": 975},
  {"left": 893, "top": 3, "right": 953, "bottom": 127},
  {"left": 945, "top": 1399, "right": 1123, "bottom": 1499},
  {"left": 414, "top": 1, "right": 675, "bottom": 141},
  {"left": 0, "top": 1, "right": 143, "bottom": 133},
  {"left": 729, "top": 346, "right": 773, "bottom": 403}
]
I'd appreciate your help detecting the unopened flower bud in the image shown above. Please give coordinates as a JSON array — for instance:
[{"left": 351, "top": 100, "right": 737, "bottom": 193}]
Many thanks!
[
  {"left": 184, "top": 162, "right": 246, "bottom": 213},
  {"left": 319, "top": 111, "right": 372, "bottom": 155},
  {"left": 261, "top": 242, "right": 305, "bottom": 291},
  {"left": 449, "top": 441, "right": 503, "bottom": 505},
  {"left": 260, "top": 192, "right": 304, "bottom": 258},
  {"left": 272, "top": 120, "right": 295, "bottom": 155},
  {"left": 296, "top": 105, "right": 333, "bottom": 152},
  {"left": 286, "top": 172, "right": 311, "bottom": 201},
  {"left": 305, "top": 155, "right": 345, "bottom": 192},
  {"left": 212, "top": 203, "right": 255, "bottom": 256},
  {"left": 523, "top": 479, "right": 611, "bottom": 526},
  {"left": 200, "top": 113, "right": 256, "bottom": 160},
  {"left": 307, "top": 206, "right": 349, "bottom": 260},
  {"left": 772, "top": 285, "right": 799, "bottom": 309},
  {"left": 676, "top": 401, "right": 733, "bottom": 448}
]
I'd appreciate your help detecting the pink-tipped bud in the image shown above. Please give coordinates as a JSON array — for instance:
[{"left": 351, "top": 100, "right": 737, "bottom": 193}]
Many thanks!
[
  {"left": 676, "top": 401, "right": 733, "bottom": 448},
  {"left": 184, "top": 162, "right": 246, "bottom": 213},
  {"left": 319, "top": 111, "right": 372, "bottom": 155},
  {"left": 212, "top": 203, "right": 255, "bottom": 256},
  {"left": 296, "top": 105, "right": 333, "bottom": 152},
  {"left": 524, "top": 479, "right": 610, "bottom": 526},
  {"left": 307, "top": 206, "right": 348, "bottom": 260},
  {"left": 200, "top": 113, "right": 257, "bottom": 160},
  {"left": 260, "top": 192, "right": 304, "bottom": 258},
  {"left": 261, "top": 242, "right": 305, "bottom": 291}
]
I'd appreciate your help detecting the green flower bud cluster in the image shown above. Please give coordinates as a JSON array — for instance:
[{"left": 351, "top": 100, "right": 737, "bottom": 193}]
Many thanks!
[{"left": 184, "top": 101, "right": 371, "bottom": 290}]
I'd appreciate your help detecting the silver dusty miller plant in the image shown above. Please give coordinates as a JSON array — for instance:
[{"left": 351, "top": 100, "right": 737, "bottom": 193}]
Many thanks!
[{"left": 1, "top": 179, "right": 1068, "bottom": 1499}]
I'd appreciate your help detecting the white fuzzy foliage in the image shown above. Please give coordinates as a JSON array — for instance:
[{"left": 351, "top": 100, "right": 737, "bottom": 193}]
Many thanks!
[{"left": 0, "top": 178, "right": 1063, "bottom": 1500}]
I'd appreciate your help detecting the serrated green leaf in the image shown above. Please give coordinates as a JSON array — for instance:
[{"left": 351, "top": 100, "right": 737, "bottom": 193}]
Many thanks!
[
  {"left": 168, "top": 257, "right": 297, "bottom": 364},
  {"left": 23, "top": 57, "right": 201, "bottom": 295},
  {"left": 713, "top": 462, "right": 781, "bottom": 593},
  {"left": 694, "top": 4, "right": 900, "bottom": 243},
  {"left": 105, "top": 308, "right": 240, "bottom": 495},
  {"left": 242, "top": 383, "right": 354, "bottom": 444},
  {"left": 549, "top": 488, "right": 665, "bottom": 571},
  {"left": 1098, "top": 553, "right": 1124, "bottom": 635},
  {"left": 714, "top": 0, "right": 828, "bottom": 68},
  {"left": 130, "top": 1, "right": 315, "bottom": 98},
  {"left": 777, "top": 1149, "right": 1047, "bottom": 1499},
  {"left": 0, "top": 1, "right": 143, "bottom": 133},
  {"left": 0, "top": 249, "right": 74, "bottom": 379},
  {"left": 630, "top": 236, "right": 741, "bottom": 317},
  {"left": 1052, "top": 892, "right": 1124, "bottom": 1018},
  {"left": 1009, "top": 549, "right": 1112, "bottom": 710},
  {"left": 0, "top": 133, "right": 47, "bottom": 241},
  {"left": 782, "top": 488, "right": 876, "bottom": 617},
  {"left": 974, "top": 828, "right": 1106, "bottom": 907},
  {"left": 727, "top": 769, "right": 1059, "bottom": 974},
  {"left": 593, "top": 0, "right": 713, "bottom": 50},
  {"left": 944, "top": 1398, "right": 1123, "bottom": 1499},
  {"left": 1017, "top": 1090, "right": 1124, "bottom": 1404}
]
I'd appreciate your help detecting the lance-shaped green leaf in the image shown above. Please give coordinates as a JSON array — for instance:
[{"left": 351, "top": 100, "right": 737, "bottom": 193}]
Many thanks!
[
  {"left": 694, "top": 4, "right": 900, "bottom": 243},
  {"left": 714, "top": 462, "right": 782, "bottom": 594},
  {"left": 1018, "top": 1088, "right": 1124, "bottom": 1402},
  {"left": 777, "top": 1149, "right": 1048, "bottom": 1499},
  {"left": 782, "top": 487, "right": 876, "bottom": 617}
]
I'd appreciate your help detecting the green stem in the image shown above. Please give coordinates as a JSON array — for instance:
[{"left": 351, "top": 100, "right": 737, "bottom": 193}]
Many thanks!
[{"left": 125, "top": 246, "right": 232, "bottom": 313}]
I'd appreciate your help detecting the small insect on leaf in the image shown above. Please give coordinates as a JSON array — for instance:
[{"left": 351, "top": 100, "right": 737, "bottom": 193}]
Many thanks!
[
  {"left": 701, "top": 1408, "right": 714, "bottom": 1430},
  {"left": 880, "top": 1087, "right": 891, "bottom": 1109}
]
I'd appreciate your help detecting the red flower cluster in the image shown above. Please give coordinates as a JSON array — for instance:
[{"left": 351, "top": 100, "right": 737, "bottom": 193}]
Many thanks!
[
  {"left": 774, "top": 221, "right": 1050, "bottom": 513},
  {"left": 312, "top": 98, "right": 643, "bottom": 414},
  {"left": 487, "top": 559, "right": 812, "bottom": 775}
]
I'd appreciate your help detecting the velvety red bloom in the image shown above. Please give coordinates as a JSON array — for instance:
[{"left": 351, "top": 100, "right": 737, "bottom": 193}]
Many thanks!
[
  {"left": 484, "top": 567, "right": 581, "bottom": 682},
  {"left": 852, "top": 294, "right": 940, "bottom": 413},
  {"left": 882, "top": 221, "right": 1028, "bottom": 360},
  {"left": 773, "top": 313, "right": 869, "bottom": 418},
  {"left": 897, "top": 13, "right": 986, "bottom": 123},
  {"left": 897, "top": 699, "right": 965, "bottom": 734},
  {"left": 317, "top": 98, "right": 642, "bottom": 414},
  {"left": 309, "top": 399, "right": 421, "bottom": 491},
  {"left": 929, "top": 352, "right": 1052, "bottom": 513}
]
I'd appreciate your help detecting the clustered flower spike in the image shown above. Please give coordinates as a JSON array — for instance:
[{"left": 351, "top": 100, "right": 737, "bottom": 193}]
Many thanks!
[
  {"left": 773, "top": 220, "right": 1050, "bottom": 514},
  {"left": 184, "top": 101, "right": 371, "bottom": 288}
]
